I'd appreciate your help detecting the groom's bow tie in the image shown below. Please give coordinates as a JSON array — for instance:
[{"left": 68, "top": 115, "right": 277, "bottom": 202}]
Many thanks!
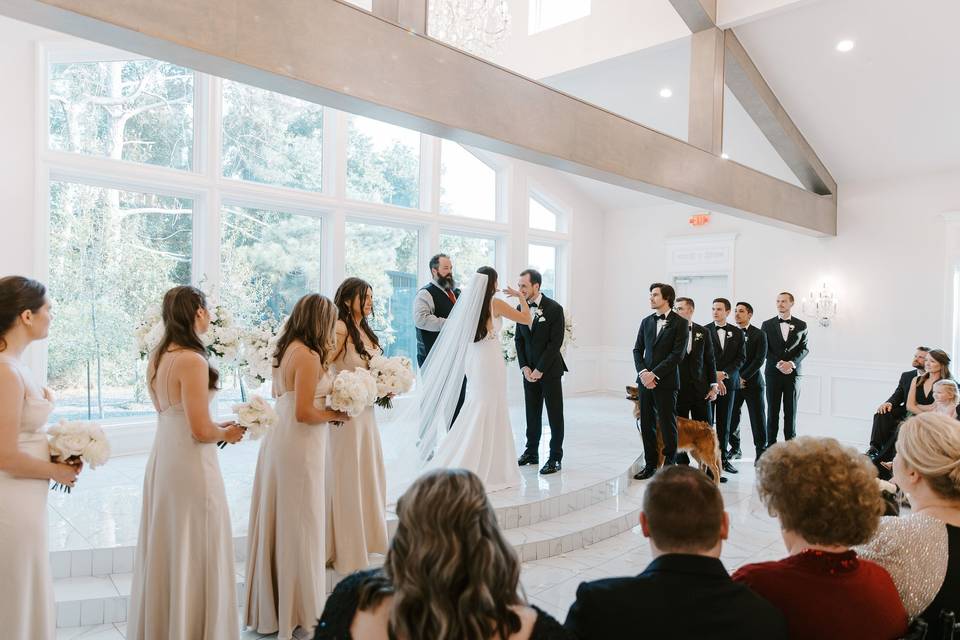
[
  {"left": 655, "top": 314, "right": 666, "bottom": 321},
  {"left": 528, "top": 302, "right": 538, "bottom": 308}
]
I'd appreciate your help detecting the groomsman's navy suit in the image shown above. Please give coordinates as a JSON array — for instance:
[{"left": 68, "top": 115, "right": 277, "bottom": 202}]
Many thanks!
[
  {"left": 633, "top": 311, "right": 689, "bottom": 467},
  {"left": 761, "top": 316, "right": 809, "bottom": 443},
  {"left": 705, "top": 322, "right": 746, "bottom": 462},
  {"left": 730, "top": 324, "right": 768, "bottom": 458}
]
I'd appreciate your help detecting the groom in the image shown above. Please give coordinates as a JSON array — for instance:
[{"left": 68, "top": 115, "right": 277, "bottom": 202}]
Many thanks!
[{"left": 515, "top": 269, "right": 568, "bottom": 475}]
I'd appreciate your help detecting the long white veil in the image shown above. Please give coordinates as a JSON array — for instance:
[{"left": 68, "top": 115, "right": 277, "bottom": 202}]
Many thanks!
[{"left": 380, "top": 272, "right": 488, "bottom": 497}]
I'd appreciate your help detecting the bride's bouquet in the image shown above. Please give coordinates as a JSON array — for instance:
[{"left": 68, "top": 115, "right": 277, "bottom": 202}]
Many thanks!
[
  {"left": 500, "top": 321, "right": 518, "bottom": 363},
  {"left": 239, "top": 323, "right": 281, "bottom": 388},
  {"left": 47, "top": 420, "right": 111, "bottom": 493},
  {"left": 232, "top": 394, "right": 278, "bottom": 440},
  {"left": 133, "top": 304, "right": 164, "bottom": 360},
  {"left": 329, "top": 368, "right": 378, "bottom": 424},
  {"left": 561, "top": 312, "right": 576, "bottom": 356},
  {"left": 368, "top": 355, "right": 415, "bottom": 409},
  {"left": 204, "top": 305, "right": 242, "bottom": 369}
]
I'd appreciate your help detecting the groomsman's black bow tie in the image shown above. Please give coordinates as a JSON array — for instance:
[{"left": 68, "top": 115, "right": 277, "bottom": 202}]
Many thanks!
[
  {"left": 529, "top": 302, "right": 538, "bottom": 308},
  {"left": 655, "top": 314, "right": 666, "bottom": 321},
  {"left": 779, "top": 319, "right": 792, "bottom": 324}
]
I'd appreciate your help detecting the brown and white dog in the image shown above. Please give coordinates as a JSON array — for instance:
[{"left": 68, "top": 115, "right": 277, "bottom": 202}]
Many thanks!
[{"left": 626, "top": 385, "right": 723, "bottom": 486}]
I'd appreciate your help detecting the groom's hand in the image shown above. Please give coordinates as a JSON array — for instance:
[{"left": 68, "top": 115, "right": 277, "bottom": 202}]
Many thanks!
[
  {"left": 522, "top": 366, "right": 533, "bottom": 382},
  {"left": 531, "top": 369, "right": 543, "bottom": 381}
]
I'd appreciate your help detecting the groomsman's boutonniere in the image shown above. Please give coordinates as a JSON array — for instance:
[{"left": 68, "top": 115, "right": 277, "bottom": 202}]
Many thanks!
[
  {"left": 694, "top": 332, "right": 703, "bottom": 342},
  {"left": 725, "top": 330, "right": 733, "bottom": 339},
  {"left": 787, "top": 324, "right": 795, "bottom": 332}
]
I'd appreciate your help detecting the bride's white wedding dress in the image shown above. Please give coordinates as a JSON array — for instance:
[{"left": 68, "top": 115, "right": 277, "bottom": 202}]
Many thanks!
[{"left": 428, "top": 313, "right": 522, "bottom": 492}]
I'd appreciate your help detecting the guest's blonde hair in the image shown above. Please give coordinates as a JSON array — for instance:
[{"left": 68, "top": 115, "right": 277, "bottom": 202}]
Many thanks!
[
  {"left": 934, "top": 379, "right": 960, "bottom": 404},
  {"left": 385, "top": 468, "right": 523, "bottom": 640},
  {"left": 897, "top": 414, "right": 960, "bottom": 501},
  {"left": 756, "top": 437, "right": 884, "bottom": 546}
]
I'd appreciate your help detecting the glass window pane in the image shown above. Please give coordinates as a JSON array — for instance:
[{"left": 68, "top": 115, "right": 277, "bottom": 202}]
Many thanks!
[
  {"left": 47, "top": 181, "right": 192, "bottom": 423},
  {"left": 529, "top": 0, "right": 591, "bottom": 34},
  {"left": 48, "top": 59, "right": 194, "bottom": 170},
  {"left": 346, "top": 115, "right": 421, "bottom": 208},
  {"left": 529, "top": 196, "right": 558, "bottom": 231},
  {"left": 439, "top": 233, "right": 497, "bottom": 288},
  {"left": 527, "top": 243, "right": 557, "bottom": 299},
  {"left": 222, "top": 80, "right": 324, "bottom": 191},
  {"left": 344, "top": 222, "right": 420, "bottom": 363},
  {"left": 439, "top": 140, "right": 496, "bottom": 220}
]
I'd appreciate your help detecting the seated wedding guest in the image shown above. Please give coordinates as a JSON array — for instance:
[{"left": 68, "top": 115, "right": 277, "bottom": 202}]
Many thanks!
[
  {"left": 733, "top": 437, "right": 908, "bottom": 639},
  {"left": 931, "top": 379, "right": 960, "bottom": 419},
  {"left": 563, "top": 466, "right": 786, "bottom": 640},
  {"left": 314, "top": 468, "right": 568, "bottom": 640},
  {"left": 867, "top": 346, "right": 928, "bottom": 465},
  {"left": 857, "top": 414, "right": 960, "bottom": 637},
  {"left": 906, "top": 349, "right": 951, "bottom": 416}
]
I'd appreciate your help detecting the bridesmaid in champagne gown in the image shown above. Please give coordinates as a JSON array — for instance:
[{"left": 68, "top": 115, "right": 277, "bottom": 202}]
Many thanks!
[
  {"left": 327, "top": 278, "right": 389, "bottom": 573},
  {"left": 0, "top": 276, "right": 81, "bottom": 640},
  {"left": 245, "top": 294, "right": 348, "bottom": 640},
  {"left": 128, "top": 286, "right": 245, "bottom": 640}
]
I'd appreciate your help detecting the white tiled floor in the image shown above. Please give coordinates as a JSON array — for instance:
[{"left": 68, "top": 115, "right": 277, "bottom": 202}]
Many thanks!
[{"left": 51, "top": 393, "right": 869, "bottom": 638}]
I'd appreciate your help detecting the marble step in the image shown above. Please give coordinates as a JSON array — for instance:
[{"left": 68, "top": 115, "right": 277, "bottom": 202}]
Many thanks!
[{"left": 53, "top": 485, "right": 646, "bottom": 629}]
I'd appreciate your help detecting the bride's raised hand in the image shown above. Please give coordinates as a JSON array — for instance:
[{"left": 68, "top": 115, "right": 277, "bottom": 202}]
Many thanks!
[{"left": 502, "top": 285, "right": 523, "bottom": 299}]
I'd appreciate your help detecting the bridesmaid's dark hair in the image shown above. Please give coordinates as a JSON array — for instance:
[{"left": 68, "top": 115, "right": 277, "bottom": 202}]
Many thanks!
[
  {"left": 273, "top": 293, "right": 338, "bottom": 367},
  {"left": 0, "top": 276, "right": 47, "bottom": 352},
  {"left": 475, "top": 266, "right": 498, "bottom": 343},
  {"left": 920, "top": 349, "right": 952, "bottom": 385},
  {"left": 151, "top": 286, "right": 219, "bottom": 390},
  {"left": 333, "top": 278, "right": 380, "bottom": 362}
]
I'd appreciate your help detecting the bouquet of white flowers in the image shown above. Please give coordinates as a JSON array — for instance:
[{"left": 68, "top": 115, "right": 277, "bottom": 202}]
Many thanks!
[
  {"left": 329, "top": 368, "right": 378, "bottom": 424},
  {"left": 232, "top": 394, "right": 278, "bottom": 440},
  {"left": 240, "top": 323, "right": 280, "bottom": 388},
  {"left": 561, "top": 312, "right": 576, "bottom": 356},
  {"left": 47, "top": 420, "right": 111, "bottom": 492},
  {"left": 204, "top": 305, "right": 242, "bottom": 369},
  {"left": 500, "top": 321, "right": 518, "bottom": 363},
  {"left": 368, "top": 355, "right": 415, "bottom": 409},
  {"left": 133, "top": 304, "right": 164, "bottom": 360}
]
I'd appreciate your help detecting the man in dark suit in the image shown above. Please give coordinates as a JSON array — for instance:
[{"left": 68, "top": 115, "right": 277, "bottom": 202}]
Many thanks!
[
  {"left": 761, "top": 292, "right": 809, "bottom": 444},
  {"left": 674, "top": 297, "right": 718, "bottom": 424},
  {"left": 564, "top": 466, "right": 787, "bottom": 640},
  {"left": 705, "top": 298, "right": 746, "bottom": 475},
  {"left": 731, "top": 301, "right": 768, "bottom": 462},
  {"left": 515, "top": 268, "right": 568, "bottom": 475},
  {"left": 867, "top": 346, "right": 929, "bottom": 467},
  {"left": 633, "top": 283, "right": 688, "bottom": 480}
]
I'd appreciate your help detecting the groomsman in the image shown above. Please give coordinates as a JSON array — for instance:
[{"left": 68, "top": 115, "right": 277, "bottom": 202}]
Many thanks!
[
  {"left": 730, "top": 302, "right": 768, "bottom": 462},
  {"left": 705, "top": 299, "right": 746, "bottom": 475},
  {"left": 761, "top": 292, "right": 809, "bottom": 444},
  {"left": 867, "top": 346, "right": 929, "bottom": 467},
  {"left": 674, "top": 297, "right": 719, "bottom": 423},
  {"left": 633, "top": 283, "right": 688, "bottom": 480}
]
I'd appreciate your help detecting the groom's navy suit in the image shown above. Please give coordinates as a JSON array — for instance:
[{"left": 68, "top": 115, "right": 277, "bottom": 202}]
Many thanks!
[
  {"left": 515, "top": 295, "right": 568, "bottom": 462},
  {"left": 633, "top": 310, "right": 688, "bottom": 467}
]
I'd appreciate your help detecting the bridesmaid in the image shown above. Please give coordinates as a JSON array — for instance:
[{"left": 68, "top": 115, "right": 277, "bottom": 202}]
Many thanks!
[
  {"left": 128, "top": 286, "right": 245, "bottom": 640},
  {"left": 245, "top": 294, "right": 349, "bottom": 640},
  {"left": 327, "top": 278, "right": 389, "bottom": 573},
  {"left": 0, "top": 276, "right": 82, "bottom": 640}
]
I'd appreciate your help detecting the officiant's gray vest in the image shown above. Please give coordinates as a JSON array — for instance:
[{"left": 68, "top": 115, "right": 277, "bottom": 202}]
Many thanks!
[{"left": 416, "top": 284, "right": 460, "bottom": 365}]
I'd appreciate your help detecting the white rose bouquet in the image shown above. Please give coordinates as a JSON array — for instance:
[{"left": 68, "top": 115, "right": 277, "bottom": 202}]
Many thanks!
[
  {"left": 47, "top": 420, "right": 111, "bottom": 493},
  {"left": 204, "top": 305, "right": 242, "bottom": 369},
  {"left": 133, "top": 304, "right": 164, "bottom": 360},
  {"left": 500, "top": 321, "right": 518, "bottom": 363},
  {"left": 240, "top": 323, "right": 280, "bottom": 388},
  {"left": 368, "top": 355, "right": 415, "bottom": 409},
  {"left": 232, "top": 394, "right": 278, "bottom": 440},
  {"left": 561, "top": 312, "right": 576, "bottom": 356},
  {"left": 329, "top": 368, "right": 378, "bottom": 424}
]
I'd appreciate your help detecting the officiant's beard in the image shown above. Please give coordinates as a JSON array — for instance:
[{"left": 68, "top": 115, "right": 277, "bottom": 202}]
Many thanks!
[{"left": 437, "top": 274, "right": 455, "bottom": 290}]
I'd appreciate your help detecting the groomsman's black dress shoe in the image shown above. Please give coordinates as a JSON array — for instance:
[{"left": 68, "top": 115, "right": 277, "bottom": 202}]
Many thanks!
[
  {"left": 633, "top": 465, "right": 657, "bottom": 480},
  {"left": 705, "top": 468, "right": 729, "bottom": 484},
  {"left": 728, "top": 448, "right": 742, "bottom": 460},
  {"left": 721, "top": 460, "right": 739, "bottom": 474},
  {"left": 540, "top": 460, "right": 561, "bottom": 475},
  {"left": 517, "top": 451, "right": 539, "bottom": 466}
]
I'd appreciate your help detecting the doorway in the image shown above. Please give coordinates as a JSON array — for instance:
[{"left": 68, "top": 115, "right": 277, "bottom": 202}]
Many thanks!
[{"left": 673, "top": 275, "right": 730, "bottom": 325}]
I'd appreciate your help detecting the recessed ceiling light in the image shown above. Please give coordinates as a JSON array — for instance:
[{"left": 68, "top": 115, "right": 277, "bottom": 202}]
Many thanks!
[
  {"left": 721, "top": 153, "right": 729, "bottom": 159},
  {"left": 659, "top": 88, "right": 673, "bottom": 98},
  {"left": 835, "top": 39, "right": 855, "bottom": 52}
]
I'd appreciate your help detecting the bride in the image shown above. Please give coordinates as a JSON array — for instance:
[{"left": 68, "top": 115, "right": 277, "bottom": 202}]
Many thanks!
[{"left": 385, "top": 267, "right": 532, "bottom": 493}]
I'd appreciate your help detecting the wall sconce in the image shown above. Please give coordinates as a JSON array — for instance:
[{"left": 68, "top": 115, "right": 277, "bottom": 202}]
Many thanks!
[{"left": 802, "top": 282, "right": 838, "bottom": 327}]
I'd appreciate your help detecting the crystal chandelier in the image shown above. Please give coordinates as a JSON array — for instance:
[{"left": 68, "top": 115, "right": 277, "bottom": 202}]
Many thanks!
[
  {"left": 428, "top": 0, "right": 511, "bottom": 58},
  {"left": 801, "top": 282, "right": 839, "bottom": 327}
]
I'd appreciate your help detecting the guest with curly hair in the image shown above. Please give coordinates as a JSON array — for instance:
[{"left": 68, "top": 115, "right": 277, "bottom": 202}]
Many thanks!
[
  {"left": 857, "top": 414, "right": 960, "bottom": 637},
  {"left": 732, "top": 437, "right": 908, "bottom": 639}
]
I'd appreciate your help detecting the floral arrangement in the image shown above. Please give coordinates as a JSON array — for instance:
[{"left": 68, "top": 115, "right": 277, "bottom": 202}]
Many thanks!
[
  {"left": 204, "top": 304, "right": 242, "bottom": 369},
  {"left": 239, "top": 323, "right": 281, "bottom": 388},
  {"left": 368, "top": 355, "right": 415, "bottom": 409},
  {"left": 500, "top": 321, "right": 518, "bottom": 363},
  {"left": 133, "top": 304, "right": 164, "bottom": 360},
  {"left": 47, "top": 420, "right": 111, "bottom": 493},
  {"left": 329, "top": 368, "right": 379, "bottom": 423},
  {"left": 561, "top": 312, "right": 576, "bottom": 356},
  {"left": 232, "top": 394, "right": 278, "bottom": 440}
]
